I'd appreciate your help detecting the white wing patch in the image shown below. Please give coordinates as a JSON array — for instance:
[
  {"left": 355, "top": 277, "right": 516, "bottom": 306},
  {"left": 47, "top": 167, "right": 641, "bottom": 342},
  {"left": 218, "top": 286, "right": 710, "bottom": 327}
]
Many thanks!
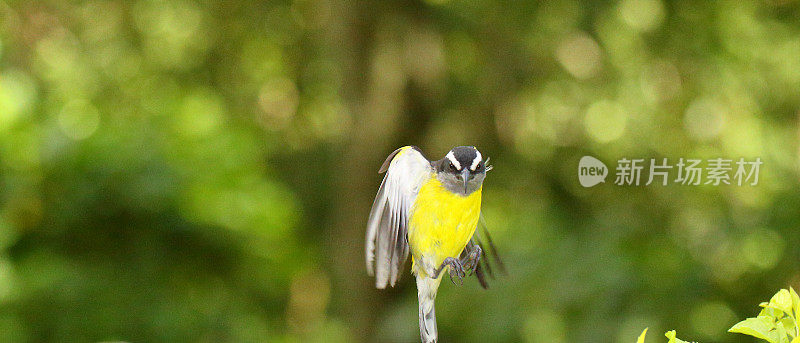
[{"left": 365, "top": 147, "right": 432, "bottom": 288}]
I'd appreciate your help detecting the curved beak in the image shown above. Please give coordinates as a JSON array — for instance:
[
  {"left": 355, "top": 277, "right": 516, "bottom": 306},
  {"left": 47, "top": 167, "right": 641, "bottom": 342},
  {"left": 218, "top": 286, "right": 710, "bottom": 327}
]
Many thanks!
[{"left": 461, "top": 169, "right": 470, "bottom": 194}]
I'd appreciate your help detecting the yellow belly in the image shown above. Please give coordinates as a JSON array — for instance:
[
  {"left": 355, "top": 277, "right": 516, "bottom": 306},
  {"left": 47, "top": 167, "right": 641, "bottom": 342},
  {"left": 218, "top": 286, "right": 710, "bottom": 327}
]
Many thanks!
[{"left": 408, "top": 177, "right": 482, "bottom": 277}]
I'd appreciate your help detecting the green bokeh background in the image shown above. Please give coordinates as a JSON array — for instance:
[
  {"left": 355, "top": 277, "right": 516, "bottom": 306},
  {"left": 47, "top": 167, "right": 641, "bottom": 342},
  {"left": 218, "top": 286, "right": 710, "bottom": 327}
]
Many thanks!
[{"left": 1, "top": 0, "right": 799, "bottom": 342}]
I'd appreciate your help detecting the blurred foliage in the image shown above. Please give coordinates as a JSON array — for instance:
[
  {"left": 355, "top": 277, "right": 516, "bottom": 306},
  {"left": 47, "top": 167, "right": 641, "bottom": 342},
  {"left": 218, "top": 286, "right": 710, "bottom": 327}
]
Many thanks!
[
  {"left": 0, "top": 0, "right": 799, "bottom": 342},
  {"left": 637, "top": 288, "right": 800, "bottom": 343}
]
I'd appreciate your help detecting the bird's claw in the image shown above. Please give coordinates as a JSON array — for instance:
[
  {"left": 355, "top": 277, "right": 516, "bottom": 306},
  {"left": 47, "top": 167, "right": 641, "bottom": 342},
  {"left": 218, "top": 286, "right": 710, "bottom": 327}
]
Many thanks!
[
  {"left": 431, "top": 256, "right": 466, "bottom": 285},
  {"left": 443, "top": 257, "right": 465, "bottom": 285},
  {"left": 461, "top": 245, "right": 482, "bottom": 276}
]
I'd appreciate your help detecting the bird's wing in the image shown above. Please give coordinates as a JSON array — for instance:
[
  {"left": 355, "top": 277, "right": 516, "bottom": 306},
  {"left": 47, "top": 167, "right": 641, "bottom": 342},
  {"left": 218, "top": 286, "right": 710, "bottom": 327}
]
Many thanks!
[
  {"left": 366, "top": 146, "right": 432, "bottom": 289},
  {"left": 464, "top": 215, "right": 506, "bottom": 289}
]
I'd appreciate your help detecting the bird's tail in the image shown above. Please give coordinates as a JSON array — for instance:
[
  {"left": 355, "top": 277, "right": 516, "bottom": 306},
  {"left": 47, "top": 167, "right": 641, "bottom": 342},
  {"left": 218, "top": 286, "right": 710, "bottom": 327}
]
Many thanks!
[{"left": 416, "top": 274, "right": 442, "bottom": 343}]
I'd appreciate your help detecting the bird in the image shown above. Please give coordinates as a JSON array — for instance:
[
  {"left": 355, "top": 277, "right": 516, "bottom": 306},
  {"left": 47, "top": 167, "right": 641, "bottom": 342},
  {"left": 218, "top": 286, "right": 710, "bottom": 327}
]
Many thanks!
[{"left": 365, "top": 145, "right": 503, "bottom": 343}]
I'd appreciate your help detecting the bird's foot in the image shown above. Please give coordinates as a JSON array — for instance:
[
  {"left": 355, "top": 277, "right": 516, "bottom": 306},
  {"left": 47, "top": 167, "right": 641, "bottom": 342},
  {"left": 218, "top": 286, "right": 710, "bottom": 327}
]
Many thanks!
[
  {"left": 461, "top": 245, "right": 482, "bottom": 276},
  {"left": 432, "top": 257, "right": 465, "bottom": 285}
]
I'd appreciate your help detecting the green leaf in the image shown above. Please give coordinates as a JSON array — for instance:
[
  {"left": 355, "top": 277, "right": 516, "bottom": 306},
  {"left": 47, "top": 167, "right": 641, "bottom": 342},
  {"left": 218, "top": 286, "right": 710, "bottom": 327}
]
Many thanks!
[
  {"left": 780, "top": 317, "right": 796, "bottom": 338},
  {"left": 772, "top": 289, "right": 794, "bottom": 315},
  {"left": 776, "top": 321, "right": 789, "bottom": 343},
  {"left": 790, "top": 287, "right": 800, "bottom": 319},
  {"left": 636, "top": 328, "right": 647, "bottom": 343},
  {"left": 729, "top": 316, "right": 782, "bottom": 343},
  {"left": 664, "top": 330, "right": 694, "bottom": 343},
  {"left": 762, "top": 307, "right": 788, "bottom": 320}
]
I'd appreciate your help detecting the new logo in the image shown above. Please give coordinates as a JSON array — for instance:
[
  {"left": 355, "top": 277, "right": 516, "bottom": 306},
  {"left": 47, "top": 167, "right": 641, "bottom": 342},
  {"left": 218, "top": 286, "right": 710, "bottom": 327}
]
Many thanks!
[{"left": 578, "top": 156, "right": 608, "bottom": 187}]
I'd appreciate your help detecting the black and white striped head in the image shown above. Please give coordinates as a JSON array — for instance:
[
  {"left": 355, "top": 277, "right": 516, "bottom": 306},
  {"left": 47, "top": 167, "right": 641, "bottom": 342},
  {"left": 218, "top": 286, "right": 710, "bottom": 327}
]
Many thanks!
[{"left": 435, "top": 146, "right": 490, "bottom": 196}]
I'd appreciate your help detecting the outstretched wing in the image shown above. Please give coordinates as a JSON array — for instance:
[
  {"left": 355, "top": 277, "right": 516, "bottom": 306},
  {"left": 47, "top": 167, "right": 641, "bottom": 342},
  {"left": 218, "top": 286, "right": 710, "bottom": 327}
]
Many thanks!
[
  {"left": 366, "top": 146, "right": 432, "bottom": 289},
  {"left": 463, "top": 215, "right": 506, "bottom": 289}
]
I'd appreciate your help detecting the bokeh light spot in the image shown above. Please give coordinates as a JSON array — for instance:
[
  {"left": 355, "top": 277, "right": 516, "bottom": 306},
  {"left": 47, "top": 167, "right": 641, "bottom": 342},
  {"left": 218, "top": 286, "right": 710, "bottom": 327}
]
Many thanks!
[
  {"left": 584, "top": 100, "right": 627, "bottom": 143},
  {"left": 618, "top": 0, "right": 665, "bottom": 32},
  {"left": 57, "top": 99, "right": 100, "bottom": 140},
  {"left": 722, "top": 112, "right": 763, "bottom": 158},
  {"left": 683, "top": 97, "right": 726, "bottom": 141},
  {"left": 258, "top": 78, "right": 298, "bottom": 129},
  {"left": 741, "top": 228, "right": 784, "bottom": 270},
  {"left": 178, "top": 88, "right": 225, "bottom": 136},
  {"left": 556, "top": 32, "right": 602, "bottom": 79},
  {"left": 133, "top": 0, "right": 209, "bottom": 69},
  {"left": 0, "top": 70, "right": 37, "bottom": 129},
  {"left": 690, "top": 301, "right": 736, "bottom": 340}
]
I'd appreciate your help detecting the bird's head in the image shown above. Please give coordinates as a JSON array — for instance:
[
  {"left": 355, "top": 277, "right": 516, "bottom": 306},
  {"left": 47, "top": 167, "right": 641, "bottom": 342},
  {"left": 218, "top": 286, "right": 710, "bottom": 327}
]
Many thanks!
[{"left": 435, "top": 146, "right": 491, "bottom": 196}]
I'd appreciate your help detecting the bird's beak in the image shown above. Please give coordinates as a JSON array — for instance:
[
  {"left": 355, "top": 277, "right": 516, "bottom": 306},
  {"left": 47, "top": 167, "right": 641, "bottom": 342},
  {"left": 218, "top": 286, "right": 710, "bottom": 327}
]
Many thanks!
[{"left": 461, "top": 169, "right": 470, "bottom": 194}]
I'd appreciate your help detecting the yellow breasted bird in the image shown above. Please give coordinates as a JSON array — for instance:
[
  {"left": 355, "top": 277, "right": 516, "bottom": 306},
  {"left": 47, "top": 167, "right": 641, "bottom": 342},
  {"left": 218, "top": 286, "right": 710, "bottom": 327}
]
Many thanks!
[{"left": 366, "top": 146, "right": 502, "bottom": 343}]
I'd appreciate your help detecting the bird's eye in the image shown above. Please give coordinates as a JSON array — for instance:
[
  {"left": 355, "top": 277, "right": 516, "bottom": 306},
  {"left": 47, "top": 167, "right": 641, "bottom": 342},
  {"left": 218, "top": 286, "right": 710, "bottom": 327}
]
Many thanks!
[
  {"left": 475, "top": 164, "right": 482, "bottom": 171},
  {"left": 449, "top": 163, "right": 457, "bottom": 171}
]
